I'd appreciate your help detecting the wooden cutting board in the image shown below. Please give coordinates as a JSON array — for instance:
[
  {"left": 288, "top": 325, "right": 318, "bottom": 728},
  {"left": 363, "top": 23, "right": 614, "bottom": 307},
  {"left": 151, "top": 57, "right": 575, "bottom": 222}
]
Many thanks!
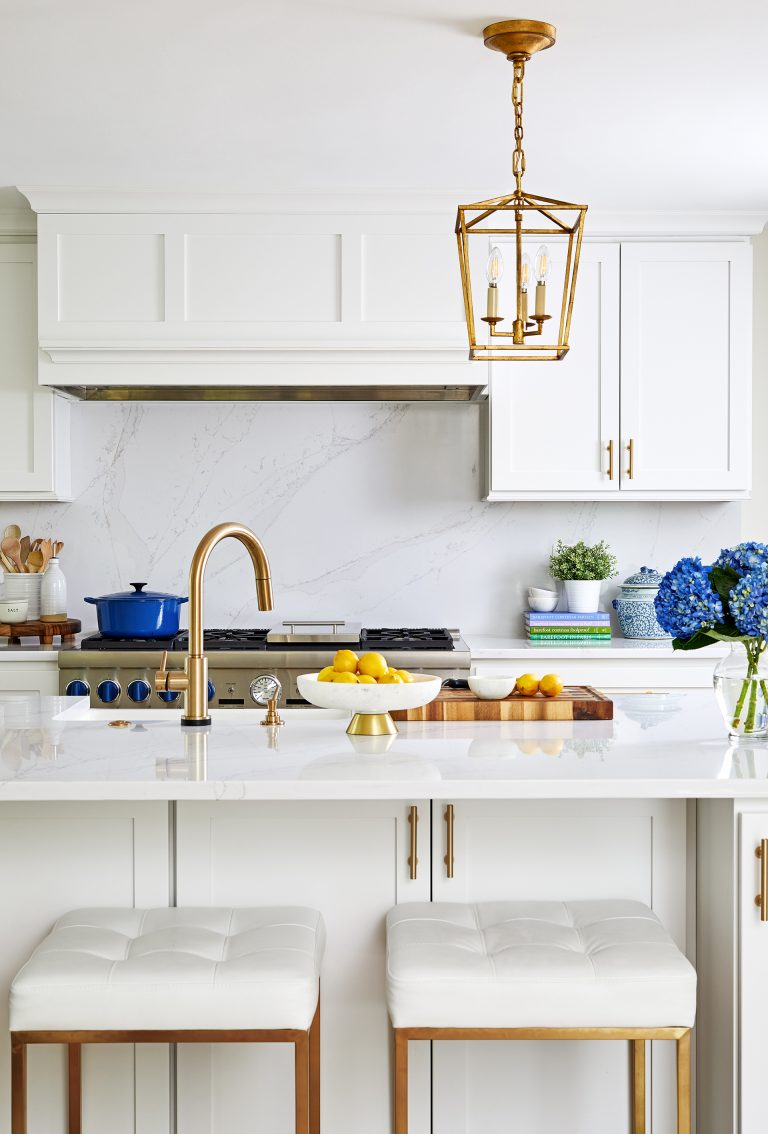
[
  {"left": 391, "top": 685, "right": 613, "bottom": 722},
  {"left": 0, "top": 617, "right": 81, "bottom": 647}
]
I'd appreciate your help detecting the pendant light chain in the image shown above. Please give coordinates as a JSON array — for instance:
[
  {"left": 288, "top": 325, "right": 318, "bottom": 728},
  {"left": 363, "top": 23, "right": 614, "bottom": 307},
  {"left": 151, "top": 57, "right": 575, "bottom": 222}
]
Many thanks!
[{"left": 511, "top": 59, "right": 526, "bottom": 195}]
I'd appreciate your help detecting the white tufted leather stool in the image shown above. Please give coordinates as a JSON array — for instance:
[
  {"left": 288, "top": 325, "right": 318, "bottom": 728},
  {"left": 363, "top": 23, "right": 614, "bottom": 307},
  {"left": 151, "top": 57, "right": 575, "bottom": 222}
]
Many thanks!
[
  {"left": 9, "top": 907, "right": 325, "bottom": 1134},
  {"left": 386, "top": 900, "right": 696, "bottom": 1134}
]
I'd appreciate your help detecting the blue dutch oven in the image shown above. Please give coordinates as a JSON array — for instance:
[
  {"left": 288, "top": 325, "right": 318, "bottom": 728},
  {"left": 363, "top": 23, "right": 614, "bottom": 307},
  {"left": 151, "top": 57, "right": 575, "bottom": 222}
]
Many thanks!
[{"left": 84, "top": 582, "right": 188, "bottom": 639}]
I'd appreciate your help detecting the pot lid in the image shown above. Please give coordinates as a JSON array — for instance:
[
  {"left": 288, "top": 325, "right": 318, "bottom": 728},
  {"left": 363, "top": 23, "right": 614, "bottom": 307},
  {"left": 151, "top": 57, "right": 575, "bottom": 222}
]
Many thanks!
[
  {"left": 619, "top": 565, "right": 664, "bottom": 588},
  {"left": 85, "top": 582, "right": 188, "bottom": 604}
]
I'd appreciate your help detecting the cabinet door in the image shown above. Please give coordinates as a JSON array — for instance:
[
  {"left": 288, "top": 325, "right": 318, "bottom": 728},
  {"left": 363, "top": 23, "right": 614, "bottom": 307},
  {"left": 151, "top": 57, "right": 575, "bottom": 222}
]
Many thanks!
[
  {"left": 738, "top": 810, "right": 768, "bottom": 1134},
  {"left": 0, "top": 802, "right": 169, "bottom": 1134},
  {"left": 486, "top": 243, "right": 620, "bottom": 499},
  {"left": 0, "top": 663, "right": 60, "bottom": 696},
  {"left": 431, "top": 799, "right": 688, "bottom": 1134},
  {"left": 620, "top": 241, "right": 751, "bottom": 496},
  {"left": 0, "top": 244, "right": 70, "bottom": 502},
  {"left": 175, "top": 800, "right": 431, "bottom": 1134}
]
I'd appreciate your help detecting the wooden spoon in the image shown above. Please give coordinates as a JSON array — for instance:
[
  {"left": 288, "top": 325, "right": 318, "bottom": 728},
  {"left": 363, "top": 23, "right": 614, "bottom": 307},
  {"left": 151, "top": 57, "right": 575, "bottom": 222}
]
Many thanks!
[
  {"left": 0, "top": 549, "right": 16, "bottom": 573},
  {"left": 3, "top": 524, "right": 21, "bottom": 541},
  {"left": 26, "top": 548, "right": 43, "bottom": 573},
  {"left": 19, "top": 535, "right": 30, "bottom": 567},
  {"left": 53, "top": 540, "right": 64, "bottom": 557},
  {"left": 39, "top": 539, "right": 53, "bottom": 574},
  {"left": 0, "top": 537, "right": 24, "bottom": 573}
]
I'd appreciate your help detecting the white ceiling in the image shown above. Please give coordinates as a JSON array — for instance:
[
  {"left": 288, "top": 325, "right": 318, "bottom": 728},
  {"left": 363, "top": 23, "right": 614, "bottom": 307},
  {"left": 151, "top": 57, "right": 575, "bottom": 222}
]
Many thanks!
[{"left": 0, "top": 0, "right": 766, "bottom": 210}]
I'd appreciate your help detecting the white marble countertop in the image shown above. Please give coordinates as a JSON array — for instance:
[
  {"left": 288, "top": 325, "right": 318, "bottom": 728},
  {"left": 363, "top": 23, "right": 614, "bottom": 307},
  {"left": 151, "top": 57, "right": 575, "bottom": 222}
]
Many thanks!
[
  {"left": 0, "top": 693, "right": 766, "bottom": 801},
  {"left": 465, "top": 635, "right": 729, "bottom": 660}
]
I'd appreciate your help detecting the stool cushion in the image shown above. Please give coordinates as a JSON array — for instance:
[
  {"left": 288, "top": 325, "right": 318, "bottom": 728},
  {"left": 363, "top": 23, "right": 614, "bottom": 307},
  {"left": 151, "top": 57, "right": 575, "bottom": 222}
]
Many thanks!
[
  {"left": 386, "top": 900, "right": 696, "bottom": 1029},
  {"left": 10, "top": 907, "right": 325, "bottom": 1032}
]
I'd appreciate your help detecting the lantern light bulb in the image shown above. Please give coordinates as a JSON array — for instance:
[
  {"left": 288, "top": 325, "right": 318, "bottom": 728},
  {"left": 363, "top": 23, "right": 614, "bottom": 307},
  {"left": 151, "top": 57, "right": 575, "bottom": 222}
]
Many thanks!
[
  {"left": 520, "top": 253, "right": 531, "bottom": 291},
  {"left": 534, "top": 245, "right": 550, "bottom": 283},
  {"left": 486, "top": 245, "right": 504, "bottom": 286}
]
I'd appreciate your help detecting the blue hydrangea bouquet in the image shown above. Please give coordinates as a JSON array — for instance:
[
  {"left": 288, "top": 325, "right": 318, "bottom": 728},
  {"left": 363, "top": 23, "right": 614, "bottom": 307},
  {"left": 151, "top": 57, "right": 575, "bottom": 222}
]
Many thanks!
[{"left": 655, "top": 542, "right": 768, "bottom": 737}]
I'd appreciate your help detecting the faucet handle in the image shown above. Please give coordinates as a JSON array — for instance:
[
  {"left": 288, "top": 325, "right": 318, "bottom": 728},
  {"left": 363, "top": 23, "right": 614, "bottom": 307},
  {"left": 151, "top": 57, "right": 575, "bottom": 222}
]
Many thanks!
[
  {"left": 260, "top": 696, "right": 284, "bottom": 728},
  {"left": 155, "top": 650, "right": 189, "bottom": 695}
]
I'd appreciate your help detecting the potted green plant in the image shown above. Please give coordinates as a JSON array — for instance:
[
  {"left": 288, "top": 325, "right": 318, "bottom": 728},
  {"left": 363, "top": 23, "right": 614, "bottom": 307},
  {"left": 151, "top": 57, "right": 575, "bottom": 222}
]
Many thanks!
[{"left": 549, "top": 539, "right": 618, "bottom": 613}]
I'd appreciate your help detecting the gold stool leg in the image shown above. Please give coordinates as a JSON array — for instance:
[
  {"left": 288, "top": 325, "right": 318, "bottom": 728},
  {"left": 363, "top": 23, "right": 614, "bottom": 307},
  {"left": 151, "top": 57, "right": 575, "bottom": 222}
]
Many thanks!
[
  {"left": 295, "top": 1032, "right": 310, "bottom": 1134},
  {"left": 676, "top": 1029, "right": 691, "bottom": 1134},
  {"left": 11, "top": 1038, "right": 26, "bottom": 1134},
  {"left": 631, "top": 1039, "right": 646, "bottom": 1134},
  {"left": 309, "top": 998, "right": 321, "bottom": 1134},
  {"left": 68, "top": 1044, "right": 82, "bottom": 1134},
  {"left": 394, "top": 1030, "right": 408, "bottom": 1134}
]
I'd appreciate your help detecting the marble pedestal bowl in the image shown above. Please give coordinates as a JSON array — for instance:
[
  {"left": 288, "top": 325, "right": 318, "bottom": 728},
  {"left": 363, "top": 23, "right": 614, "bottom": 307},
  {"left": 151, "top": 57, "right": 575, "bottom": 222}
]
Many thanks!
[{"left": 297, "top": 673, "right": 442, "bottom": 736}]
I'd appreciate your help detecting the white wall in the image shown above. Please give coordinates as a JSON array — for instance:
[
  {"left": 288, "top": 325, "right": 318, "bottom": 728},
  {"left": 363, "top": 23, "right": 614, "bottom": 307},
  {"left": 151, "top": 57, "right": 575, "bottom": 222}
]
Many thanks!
[{"left": 0, "top": 400, "right": 741, "bottom": 635}]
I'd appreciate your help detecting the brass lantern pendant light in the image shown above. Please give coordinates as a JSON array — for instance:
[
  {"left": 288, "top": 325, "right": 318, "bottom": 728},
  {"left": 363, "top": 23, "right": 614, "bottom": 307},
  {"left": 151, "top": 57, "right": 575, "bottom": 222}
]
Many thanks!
[{"left": 456, "top": 20, "right": 587, "bottom": 361}]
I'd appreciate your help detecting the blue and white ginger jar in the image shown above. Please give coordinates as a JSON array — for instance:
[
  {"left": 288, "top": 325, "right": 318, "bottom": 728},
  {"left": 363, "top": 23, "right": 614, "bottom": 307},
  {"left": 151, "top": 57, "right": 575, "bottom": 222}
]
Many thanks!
[{"left": 612, "top": 566, "right": 671, "bottom": 640}]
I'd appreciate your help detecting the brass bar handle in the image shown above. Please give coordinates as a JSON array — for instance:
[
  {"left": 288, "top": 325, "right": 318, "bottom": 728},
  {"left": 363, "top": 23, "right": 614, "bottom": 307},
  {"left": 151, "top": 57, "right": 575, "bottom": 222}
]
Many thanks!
[
  {"left": 407, "top": 806, "right": 418, "bottom": 881},
  {"left": 444, "top": 804, "right": 455, "bottom": 879},
  {"left": 626, "top": 438, "right": 635, "bottom": 480},
  {"left": 755, "top": 840, "right": 768, "bottom": 921},
  {"left": 606, "top": 440, "right": 615, "bottom": 481}
]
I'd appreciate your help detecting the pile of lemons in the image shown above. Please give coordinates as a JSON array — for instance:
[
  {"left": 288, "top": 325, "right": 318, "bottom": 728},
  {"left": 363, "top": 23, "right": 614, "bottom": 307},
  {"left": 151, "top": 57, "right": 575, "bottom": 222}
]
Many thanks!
[
  {"left": 317, "top": 649, "right": 415, "bottom": 685},
  {"left": 515, "top": 672, "right": 563, "bottom": 697}
]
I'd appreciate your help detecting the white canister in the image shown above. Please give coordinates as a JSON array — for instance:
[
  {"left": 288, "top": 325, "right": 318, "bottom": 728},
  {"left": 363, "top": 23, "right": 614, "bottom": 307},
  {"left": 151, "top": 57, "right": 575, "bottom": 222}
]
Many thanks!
[
  {"left": 40, "top": 558, "right": 67, "bottom": 621},
  {"left": 2, "top": 572, "right": 42, "bottom": 621}
]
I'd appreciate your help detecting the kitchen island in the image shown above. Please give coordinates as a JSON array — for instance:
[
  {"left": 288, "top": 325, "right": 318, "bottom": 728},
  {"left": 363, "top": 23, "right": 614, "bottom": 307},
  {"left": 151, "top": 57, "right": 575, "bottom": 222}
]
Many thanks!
[{"left": 0, "top": 693, "right": 762, "bottom": 1134}]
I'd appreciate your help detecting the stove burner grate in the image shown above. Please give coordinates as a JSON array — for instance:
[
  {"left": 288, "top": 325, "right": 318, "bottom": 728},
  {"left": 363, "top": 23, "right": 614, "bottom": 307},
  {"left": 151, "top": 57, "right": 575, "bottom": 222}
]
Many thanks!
[{"left": 360, "top": 627, "right": 455, "bottom": 651}]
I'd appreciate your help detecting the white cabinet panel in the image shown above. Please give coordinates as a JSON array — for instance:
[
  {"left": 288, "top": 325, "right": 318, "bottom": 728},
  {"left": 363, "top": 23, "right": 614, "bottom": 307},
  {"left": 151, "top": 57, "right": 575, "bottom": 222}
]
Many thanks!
[
  {"left": 175, "top": 800, "right": 430, "bottom": 1134},
  {"left": 59, "top": 234, "right": 165, "bottom": 322},
  {"left": 0, "top": 802, "right": 169, "bottom": 1134},
  {"left": 738, "top": 809, "right": 768, "bottom": 1134},
  {"left": 431, "top": 799, "right": 688, "bottom": 1134},
  {"left": 487, "top": 243, "right": 620, "bottom": 498},
  {"left": 362, "top": 233, "right": 463, "bottom": 323},
  {"left": 186, "top": 233, "right": 341, "bottom": 323},
  {"left": 620, "top": 242, "right": 751, "bottom": 494},
  {"left": 0, "top": 245, "right": 70, "bottom": 501},
  {"left": 0, "top": 663, "right": 59, "bottom": 696}
]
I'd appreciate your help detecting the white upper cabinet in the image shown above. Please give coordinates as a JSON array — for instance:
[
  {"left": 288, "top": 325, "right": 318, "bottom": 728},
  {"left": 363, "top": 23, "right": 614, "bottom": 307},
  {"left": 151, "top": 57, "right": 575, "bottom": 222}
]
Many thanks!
[
  {"left": 619, "top": 242, "right": 751, "bottom": 496},
  {"left": 0, "top": 245, "right": 70, "bottom": 502},
  {"left": 487, "top": 243, "right": 620, "bottom": 499},
  {"left": 487, "top": 238, "right": 753, "bottom": 501}
]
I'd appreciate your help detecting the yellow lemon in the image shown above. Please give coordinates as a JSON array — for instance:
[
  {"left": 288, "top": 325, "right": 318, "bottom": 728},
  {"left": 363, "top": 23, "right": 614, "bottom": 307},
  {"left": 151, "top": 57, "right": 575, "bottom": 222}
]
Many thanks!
[
  {"left": 333, "top": 649, "right": 359, "bottom": 673},
  {"left": 357, "top": 674, "right": 376, "bottom": 684},
  {"left": 377, "top": 672, "right": 404, "bottom": 684},
  {"left": 357, "top": 652, "right": 389, "bottom": 679},
  {"left": 332, "top": 670, "right": 359, "bottom": 683},
  {"left": 540, "top": 673, "right": 564, "bottom": 698},
  {"left": 317, "top": 666, "right": 335, "bottom": 683},
  {"left": 515, "top": 673, "right": 540, "bottom": 696},
  {"left": 396, "top": 669, "right": 414, "bottom": 683}
]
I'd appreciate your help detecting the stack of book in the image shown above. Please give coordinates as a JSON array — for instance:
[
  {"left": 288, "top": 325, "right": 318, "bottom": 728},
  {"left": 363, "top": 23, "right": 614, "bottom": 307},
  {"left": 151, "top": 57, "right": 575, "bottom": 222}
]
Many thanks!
[{"left": 524, "top": 611, "right": 611, "bottom": 643}]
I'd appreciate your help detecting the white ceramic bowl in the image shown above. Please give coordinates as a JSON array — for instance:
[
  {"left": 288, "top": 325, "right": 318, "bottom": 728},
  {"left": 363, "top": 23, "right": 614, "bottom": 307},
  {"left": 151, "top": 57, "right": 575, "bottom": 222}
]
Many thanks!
[
  {"left": 2, "top": 574, "right": 42, "bottom": 620},
  {"left": 0, "top": 599, "right": 28, "bottom": 624},
  {"left": 528, "top": 587, "right": 558, "bottom": 598},
  {"left": 298, "top": 672, "right": 442, "bottom": 715},
  {"left": 468, "top": 674, "right": 517, "bottom": 700},
  {"left": 528, "top": 594, "right": 559, "bottom": 612}
]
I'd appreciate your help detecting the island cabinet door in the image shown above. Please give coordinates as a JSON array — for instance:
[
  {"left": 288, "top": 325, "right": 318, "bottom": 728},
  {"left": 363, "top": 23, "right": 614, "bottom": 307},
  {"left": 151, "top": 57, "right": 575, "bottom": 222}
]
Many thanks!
[
  {"left": 430, "top": 799, "right": 689, "bottom": 1134},
  {"left": 0, "top": 801, "right": 170, "bottom": 1134},
  {"left": 738, "top": 809, "right": 768, "bottom": 1134},
  {"left": 174, "top": 800, "right": 431, "bottom": 1134}
]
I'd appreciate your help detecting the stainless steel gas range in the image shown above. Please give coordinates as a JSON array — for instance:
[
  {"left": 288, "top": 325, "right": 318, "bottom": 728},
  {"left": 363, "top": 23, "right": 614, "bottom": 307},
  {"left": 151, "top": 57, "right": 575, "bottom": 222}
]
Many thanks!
[{"left": 58, "top": 621, "right": 470, "bottom": 710}]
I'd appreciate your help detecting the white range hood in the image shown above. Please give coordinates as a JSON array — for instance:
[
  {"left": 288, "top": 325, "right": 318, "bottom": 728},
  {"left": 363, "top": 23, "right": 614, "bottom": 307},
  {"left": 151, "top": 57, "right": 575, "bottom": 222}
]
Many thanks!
[{"left": 22, "top": 189, "right": 489, "bottom": 402}]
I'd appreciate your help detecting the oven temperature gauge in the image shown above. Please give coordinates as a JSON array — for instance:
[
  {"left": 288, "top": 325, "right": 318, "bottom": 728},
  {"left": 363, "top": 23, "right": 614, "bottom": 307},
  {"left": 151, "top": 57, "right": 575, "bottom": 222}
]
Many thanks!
[{"left": 249, "top": 674, "right": 282, "bottom": 706}]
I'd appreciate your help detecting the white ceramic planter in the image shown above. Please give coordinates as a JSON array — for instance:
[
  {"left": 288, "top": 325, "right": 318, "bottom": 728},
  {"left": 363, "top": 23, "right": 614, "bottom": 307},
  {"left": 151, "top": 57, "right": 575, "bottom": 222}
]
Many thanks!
[{"left": 563, "top": 579, "right": 603, "bottom": 613}]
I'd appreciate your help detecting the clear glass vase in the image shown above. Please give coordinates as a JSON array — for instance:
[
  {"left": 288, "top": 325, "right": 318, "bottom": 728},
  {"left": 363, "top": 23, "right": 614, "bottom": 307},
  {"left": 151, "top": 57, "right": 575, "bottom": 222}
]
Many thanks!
[{"left": 713, "top": 642, "right": 768, "bottom": 739}]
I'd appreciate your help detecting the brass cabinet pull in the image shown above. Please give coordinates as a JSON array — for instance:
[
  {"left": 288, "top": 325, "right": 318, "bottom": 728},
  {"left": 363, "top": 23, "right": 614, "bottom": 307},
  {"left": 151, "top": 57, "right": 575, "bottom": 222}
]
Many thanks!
[
  {"left": 606, "top": 440, "right": 615, "bottom": 481},
  {"left": 755, "top": 840, "right": 768, "bottom": 920},
  {"left": 626, "top": 438, "right": 635, "bottom": 480},
  {"left": 444, "top": 804, "right": 455, "bottom": 879},
  {"left": 407, "top": 806, "right": 418, "bottom": 880}
]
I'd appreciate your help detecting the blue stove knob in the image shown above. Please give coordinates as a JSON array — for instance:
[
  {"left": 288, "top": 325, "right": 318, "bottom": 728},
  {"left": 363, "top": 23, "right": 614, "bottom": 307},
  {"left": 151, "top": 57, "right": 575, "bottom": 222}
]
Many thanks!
[
  {"left": 207, "top": 680, "right": 216, "bottom": 702},
  {"left": 157, "top": 689, "right": 181, "bottom": 703},
  {"left": 65, "top": 679, "right": 90, "bottom": 698},
  {"left": 96, "top": 679, "right": 121, "bottom": 704},
  {"left": 127, "top": 679, "right": 152, "bottom": 704}
]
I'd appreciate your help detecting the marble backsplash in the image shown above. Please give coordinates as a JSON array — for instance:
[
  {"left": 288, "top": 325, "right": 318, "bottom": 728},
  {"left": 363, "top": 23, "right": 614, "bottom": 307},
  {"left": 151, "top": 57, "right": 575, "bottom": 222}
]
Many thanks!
[{"left": 0, "top": 401, "right": 743, "bottom": 635}]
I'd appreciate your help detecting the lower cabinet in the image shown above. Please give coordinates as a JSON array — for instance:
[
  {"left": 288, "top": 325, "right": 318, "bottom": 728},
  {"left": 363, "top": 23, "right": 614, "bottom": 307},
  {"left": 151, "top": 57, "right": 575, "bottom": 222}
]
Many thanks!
[
  {"left": 175, "top": 801, "right": 431, "bottom": 1134},
  {"left": 738, "top": 808, "right": 768, "bottom": 1134},
  {"left": 430, "top": 799, "right": 690, "bottom": 1134},
  {"left": 0, "top": 661, "right": 60, "bottom": 697},
  {"left": 0, "top": 802, "right": 169, "bottom": 1134}
]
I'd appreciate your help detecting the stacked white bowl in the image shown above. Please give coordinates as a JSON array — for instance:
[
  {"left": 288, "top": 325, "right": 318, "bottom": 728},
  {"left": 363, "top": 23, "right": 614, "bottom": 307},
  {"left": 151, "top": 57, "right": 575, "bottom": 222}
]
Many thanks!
[{"left": 2, "top": 573, "right": 41, "bottom": 620}]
